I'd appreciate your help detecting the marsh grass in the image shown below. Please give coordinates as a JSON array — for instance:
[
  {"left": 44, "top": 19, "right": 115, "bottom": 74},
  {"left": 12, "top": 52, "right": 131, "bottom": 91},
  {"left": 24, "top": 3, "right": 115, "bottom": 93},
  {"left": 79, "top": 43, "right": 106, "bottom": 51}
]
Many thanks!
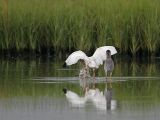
[{"left": 0, "top": 0, "right": 160, "bottom": 57}]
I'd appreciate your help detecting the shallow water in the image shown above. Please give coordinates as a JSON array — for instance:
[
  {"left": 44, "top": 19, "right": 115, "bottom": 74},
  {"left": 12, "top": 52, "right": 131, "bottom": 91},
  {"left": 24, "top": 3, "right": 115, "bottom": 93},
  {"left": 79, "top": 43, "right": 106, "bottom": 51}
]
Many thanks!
[{"left": 0, "top": 58, "right": 160, "bottom": 120}]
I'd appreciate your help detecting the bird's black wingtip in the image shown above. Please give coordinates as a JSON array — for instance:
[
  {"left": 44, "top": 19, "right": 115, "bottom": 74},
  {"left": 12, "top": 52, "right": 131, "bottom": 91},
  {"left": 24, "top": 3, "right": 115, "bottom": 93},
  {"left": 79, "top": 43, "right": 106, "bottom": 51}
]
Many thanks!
[
  {"left": 62, "top": 62, "right": 67, "bottom": 68},
  {"left": 62, "top": 88, "right": 67, "bottom": 94},
  {"left": 115, "top": 46, "right": 120, "bottom": 53}
]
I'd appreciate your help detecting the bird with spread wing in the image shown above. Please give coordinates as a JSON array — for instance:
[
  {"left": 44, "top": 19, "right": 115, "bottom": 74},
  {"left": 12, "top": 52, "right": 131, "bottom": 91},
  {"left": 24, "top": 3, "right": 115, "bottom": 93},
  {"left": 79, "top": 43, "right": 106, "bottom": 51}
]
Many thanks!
[{"left": 64, "top": 46, "right": 117, "bottom": 88}]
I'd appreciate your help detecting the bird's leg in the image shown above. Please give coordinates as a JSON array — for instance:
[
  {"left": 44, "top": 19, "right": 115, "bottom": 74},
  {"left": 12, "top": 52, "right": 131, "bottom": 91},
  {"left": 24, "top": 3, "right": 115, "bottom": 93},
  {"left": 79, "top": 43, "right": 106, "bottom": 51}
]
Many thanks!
[
  {"left": 82, "top": 76, "right": 86, "bottom": 92},
  {"left": 85, "top": 86, "right": 89, "bottom": 96},
  {"left": 83, "top": 66, "right": 88, "bottom": 92},
  {"left": 106, "top": 72, "right": 109, "bottom": 82},
  {"left": 81, "top": 69, "right": 86, "bottom": 92},
  {"left": 109, "top": 72, "right": 112, "bottom": 88},
  {"left": 92, "top": 69, "right": 96, "bottom": 89},
  {"left": 110, "top": 72, "right": 112, "bottom": 78},
  {"left": 105, "top": 72, "right": 107, "bottom": 82}
]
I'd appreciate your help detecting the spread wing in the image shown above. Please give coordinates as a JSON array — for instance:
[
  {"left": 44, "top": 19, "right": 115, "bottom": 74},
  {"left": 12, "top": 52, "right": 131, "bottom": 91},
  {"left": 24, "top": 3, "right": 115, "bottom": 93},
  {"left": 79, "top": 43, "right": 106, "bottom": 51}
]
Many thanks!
[
  {"left": 65, "top": 50, "right": 89, "bottom": 66},
  {"left": 91, "top": 46, "right": 117, "bottom": 65}
]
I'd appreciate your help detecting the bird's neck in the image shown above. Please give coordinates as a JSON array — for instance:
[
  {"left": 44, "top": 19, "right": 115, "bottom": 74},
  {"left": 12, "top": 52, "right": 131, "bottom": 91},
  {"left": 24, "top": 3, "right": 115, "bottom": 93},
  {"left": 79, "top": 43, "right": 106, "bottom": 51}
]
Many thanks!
[{"left": 106, "top": 56, "right": 111, "bottom": 59}]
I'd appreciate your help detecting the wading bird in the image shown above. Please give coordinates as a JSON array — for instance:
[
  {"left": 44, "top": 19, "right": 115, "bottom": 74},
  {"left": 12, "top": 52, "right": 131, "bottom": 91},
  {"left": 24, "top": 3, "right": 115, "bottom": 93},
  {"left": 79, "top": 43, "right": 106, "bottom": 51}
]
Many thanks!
[
  {"left": 64, "top": 46, "right": 117, "bottom": 86},
  {"left": 104, "top": 50, "right": 114, "bottom": 88}
]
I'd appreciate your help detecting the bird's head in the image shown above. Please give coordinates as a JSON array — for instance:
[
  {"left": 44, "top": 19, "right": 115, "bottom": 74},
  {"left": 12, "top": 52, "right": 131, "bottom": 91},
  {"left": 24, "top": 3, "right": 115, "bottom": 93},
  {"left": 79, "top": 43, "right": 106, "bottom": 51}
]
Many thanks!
[
  {"left": 62, "top": 88, "right": 67, "bottom": 94},
  {"left": 62, "top": 62, "right": 67, "bottom": 68},
  {"left": 106, "top": 50, "right": 111, "bottom": 58}
]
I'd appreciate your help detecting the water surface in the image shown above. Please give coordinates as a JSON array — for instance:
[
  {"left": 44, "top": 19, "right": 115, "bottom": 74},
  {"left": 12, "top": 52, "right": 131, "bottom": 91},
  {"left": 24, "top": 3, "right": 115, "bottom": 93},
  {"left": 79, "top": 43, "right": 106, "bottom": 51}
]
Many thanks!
[{"left": 0, "top": 58, "right": 160, "bottom": 120}]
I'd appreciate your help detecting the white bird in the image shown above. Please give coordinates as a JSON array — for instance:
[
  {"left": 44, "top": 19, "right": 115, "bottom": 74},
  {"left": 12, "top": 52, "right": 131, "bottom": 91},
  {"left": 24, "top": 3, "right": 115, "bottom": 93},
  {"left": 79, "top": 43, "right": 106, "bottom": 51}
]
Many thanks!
[
  {"left": 64, "top": 46, "right": 117, "bottom": 85},
  {"left": 65, "top": 46, "right": 117, "bottom": 68}
]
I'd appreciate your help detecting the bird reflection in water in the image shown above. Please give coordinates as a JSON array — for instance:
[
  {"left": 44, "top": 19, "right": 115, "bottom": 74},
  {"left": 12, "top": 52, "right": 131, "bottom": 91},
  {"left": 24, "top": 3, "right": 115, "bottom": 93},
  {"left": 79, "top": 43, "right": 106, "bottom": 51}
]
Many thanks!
[
  {"left": 63, "top": 78, "right": 117, "bottom": 110},
  {"left": 104, "top": 81, "right": 117, "bottom": 110},
  {"left": 85, "top": 80, "right": 117, "bottom": 111}
]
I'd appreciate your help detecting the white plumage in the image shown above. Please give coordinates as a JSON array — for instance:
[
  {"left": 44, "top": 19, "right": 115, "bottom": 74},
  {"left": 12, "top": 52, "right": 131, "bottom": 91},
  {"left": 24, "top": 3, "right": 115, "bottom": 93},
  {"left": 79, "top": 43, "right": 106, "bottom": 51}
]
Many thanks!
[
  {"left": 87, "top": 57, "right": 99, "bottom": 68},
  {"left": 65, "top": 50, "right": 89, "bottom": 66},
  {"left": 92, "top": 46, "right": 117, "bottom": 62},
  {"left": 65, "top": 46, "right": 117, "bottom": 68},
  {"left": 64, "top": 90, "right": 87, "bottom": 107}
]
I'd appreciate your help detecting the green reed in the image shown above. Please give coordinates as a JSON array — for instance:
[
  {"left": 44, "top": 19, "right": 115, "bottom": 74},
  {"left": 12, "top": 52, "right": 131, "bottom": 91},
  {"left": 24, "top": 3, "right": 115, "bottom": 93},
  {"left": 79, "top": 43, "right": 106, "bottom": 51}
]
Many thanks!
[{"left": 0, "top": 0, "right": 160, "bottom": 57}]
